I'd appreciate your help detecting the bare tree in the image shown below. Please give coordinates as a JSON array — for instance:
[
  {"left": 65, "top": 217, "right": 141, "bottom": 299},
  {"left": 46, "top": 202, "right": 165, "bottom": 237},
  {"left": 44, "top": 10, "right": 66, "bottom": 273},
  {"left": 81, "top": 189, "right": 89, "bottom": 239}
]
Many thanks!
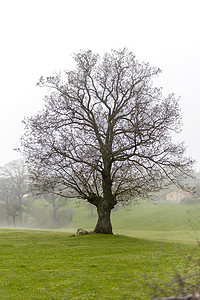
[
  {"left": 0, "top": 160, "right": 28, "bottom": 226},
  {"left": 20, "top": 49, "right": 194, "bottom": 234},
  {"left": 0, "top": 177, "right": 19, "bottom": 226}
]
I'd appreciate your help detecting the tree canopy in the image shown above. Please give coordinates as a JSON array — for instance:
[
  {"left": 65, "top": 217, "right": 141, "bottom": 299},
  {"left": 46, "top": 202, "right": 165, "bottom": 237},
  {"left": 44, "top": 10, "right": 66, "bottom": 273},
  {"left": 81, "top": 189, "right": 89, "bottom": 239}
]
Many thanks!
[{"left": 20, "top": 49, "right": 194, "bottom": 233}]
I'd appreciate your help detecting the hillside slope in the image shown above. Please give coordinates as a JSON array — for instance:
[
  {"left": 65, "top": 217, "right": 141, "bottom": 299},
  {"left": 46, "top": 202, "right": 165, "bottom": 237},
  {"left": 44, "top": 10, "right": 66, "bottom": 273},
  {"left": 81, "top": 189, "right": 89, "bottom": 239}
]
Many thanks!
[{"left": 67, "top": 203, "right": 200, "bottom": 242}]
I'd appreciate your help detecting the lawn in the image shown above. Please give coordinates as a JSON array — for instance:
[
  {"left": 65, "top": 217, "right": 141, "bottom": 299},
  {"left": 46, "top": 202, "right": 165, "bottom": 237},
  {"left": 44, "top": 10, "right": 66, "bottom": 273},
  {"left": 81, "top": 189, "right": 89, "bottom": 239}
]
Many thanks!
[
  {"left": 0, "top": 229, "right": 199, "bottom": 299},
  {"left": 68, "top": 203, "right": 200, "bottom": 243}
]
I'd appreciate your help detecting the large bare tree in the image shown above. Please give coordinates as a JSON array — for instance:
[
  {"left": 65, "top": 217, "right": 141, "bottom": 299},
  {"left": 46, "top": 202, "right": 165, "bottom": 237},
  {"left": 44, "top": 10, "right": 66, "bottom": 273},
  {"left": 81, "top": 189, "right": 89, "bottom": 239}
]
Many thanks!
[{"left": 20, "top": 49, "right": 194, "bottom": 234}]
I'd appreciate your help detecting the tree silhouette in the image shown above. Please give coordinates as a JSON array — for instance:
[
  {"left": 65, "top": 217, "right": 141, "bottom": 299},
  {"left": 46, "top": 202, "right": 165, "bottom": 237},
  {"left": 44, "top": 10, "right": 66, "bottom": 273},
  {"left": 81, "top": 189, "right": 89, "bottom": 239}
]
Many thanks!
[
  {"left": 0, "top": 160, "right": 28, "bottom": 226},
  {"left": 20, "top": 49, "right": 194, "bottom": 233}
]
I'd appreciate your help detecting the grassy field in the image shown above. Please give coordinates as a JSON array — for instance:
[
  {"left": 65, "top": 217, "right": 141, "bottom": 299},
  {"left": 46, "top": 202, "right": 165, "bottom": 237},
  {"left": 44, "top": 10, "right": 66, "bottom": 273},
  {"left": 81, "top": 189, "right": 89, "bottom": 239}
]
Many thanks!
[
  {"left": 1, "top": 203, "right": 200, "bottom": 299},
  {"left": 68, "top": 203, "right": 200, "bottom": 243},
  {"left": 0, "top": 229, "right": 199, "bottom": 299}
]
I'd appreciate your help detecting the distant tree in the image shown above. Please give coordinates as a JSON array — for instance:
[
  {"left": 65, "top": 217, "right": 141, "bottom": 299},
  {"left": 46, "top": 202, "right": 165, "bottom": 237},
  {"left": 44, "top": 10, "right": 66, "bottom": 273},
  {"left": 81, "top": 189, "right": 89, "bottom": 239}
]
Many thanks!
[
  {"left": 0, "top": 160, "right": 28, "bottom": 226},
  {"left": 20, "top": 49, "right": 194, "bottom": 234},
  {"left": 43, "top": 192, "right": 69, "bottom": 227},
  {"left": 0, "top": 177, "right": 19, "bottom": 226}
]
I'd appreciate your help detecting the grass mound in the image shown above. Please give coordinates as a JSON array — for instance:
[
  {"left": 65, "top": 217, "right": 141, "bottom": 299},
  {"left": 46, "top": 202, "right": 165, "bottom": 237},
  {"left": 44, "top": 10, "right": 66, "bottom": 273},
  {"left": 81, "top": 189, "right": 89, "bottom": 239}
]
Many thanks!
[{"left": 68, "top": 203, "right": 200, "bottom": 243}]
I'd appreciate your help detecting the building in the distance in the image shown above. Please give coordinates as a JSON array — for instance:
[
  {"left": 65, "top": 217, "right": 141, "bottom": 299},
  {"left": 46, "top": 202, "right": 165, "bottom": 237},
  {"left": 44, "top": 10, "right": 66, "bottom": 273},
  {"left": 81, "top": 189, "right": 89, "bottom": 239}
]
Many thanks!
[{"left": 165, "top": 189, "right": 192, "bottom": 203}]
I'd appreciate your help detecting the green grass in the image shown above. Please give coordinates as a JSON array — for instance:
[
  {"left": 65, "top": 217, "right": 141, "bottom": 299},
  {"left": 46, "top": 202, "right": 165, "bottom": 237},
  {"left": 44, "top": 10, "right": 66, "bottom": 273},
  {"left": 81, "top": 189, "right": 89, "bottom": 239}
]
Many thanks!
[
  {"left": 1, "top": 203, "right": 200, "bottom": 299},
  {"left": 0, "top": 229, "right": 199, "bottom": 299},
  {"left": 68, "top": 203, "right": 200, "bottom": 243}
]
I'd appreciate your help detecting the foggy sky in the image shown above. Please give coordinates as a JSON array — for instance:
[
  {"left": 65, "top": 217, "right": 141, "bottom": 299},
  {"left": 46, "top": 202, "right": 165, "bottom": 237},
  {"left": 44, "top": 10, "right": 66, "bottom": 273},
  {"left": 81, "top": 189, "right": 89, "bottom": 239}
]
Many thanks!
[{"left": 0, "top": 0, "right": 200, "bottom": 170}]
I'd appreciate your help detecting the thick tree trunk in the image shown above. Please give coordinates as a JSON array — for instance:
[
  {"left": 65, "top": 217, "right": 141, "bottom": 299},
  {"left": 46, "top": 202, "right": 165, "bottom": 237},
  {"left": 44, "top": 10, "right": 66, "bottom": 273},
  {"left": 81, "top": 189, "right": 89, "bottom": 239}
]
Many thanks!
[
  {"left": 90, "top": 158, "right": 116, "bottom": 234},
  {"left": 94, "top": 204, "right": 113, "bottom": 234}
]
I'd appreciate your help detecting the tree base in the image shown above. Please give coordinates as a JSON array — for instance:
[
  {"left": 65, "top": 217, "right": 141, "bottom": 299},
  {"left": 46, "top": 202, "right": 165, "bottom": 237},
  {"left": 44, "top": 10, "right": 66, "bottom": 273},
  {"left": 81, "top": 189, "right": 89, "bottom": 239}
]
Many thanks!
[
  {"left": 93, "top": 212, "right": 113, "bottom": 234},
  {"left": 93, "top": 228, "right": 113, "bottom": 234}
]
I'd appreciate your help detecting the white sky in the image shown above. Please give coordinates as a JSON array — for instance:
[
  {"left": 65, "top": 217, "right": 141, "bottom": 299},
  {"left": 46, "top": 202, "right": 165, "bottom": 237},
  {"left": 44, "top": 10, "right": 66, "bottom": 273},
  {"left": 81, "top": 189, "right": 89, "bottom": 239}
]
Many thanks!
[{"left": 0, "top": 0, "right": 200, "bottom": 170}]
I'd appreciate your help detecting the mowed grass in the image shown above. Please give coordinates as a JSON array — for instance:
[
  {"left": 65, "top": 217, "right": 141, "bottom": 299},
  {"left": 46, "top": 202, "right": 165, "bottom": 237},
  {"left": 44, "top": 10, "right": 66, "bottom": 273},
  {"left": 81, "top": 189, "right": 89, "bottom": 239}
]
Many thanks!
[
  {"left": 1, "top": 204, "right": 200, "bottom": 299},
  {"left": 0, "top": 229, "right": 200, "bottom": 299},
  {"left": 69, "top": 203, "right": 200, "bottom": 243}
]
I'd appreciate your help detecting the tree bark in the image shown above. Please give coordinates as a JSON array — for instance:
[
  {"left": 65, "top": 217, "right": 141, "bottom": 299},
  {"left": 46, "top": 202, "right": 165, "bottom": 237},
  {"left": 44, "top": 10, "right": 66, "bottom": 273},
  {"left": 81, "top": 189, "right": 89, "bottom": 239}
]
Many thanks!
[
  {"left": 94, "top": 204, "right": 113, "bottom": 234},
  {"left": 86, "top": 157, "right": 116, "bottom": 234}
]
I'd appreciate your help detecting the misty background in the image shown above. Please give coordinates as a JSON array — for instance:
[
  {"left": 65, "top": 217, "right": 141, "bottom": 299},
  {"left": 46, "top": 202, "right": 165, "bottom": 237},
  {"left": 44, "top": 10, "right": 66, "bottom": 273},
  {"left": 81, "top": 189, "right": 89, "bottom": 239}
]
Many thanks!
[{"left": 0, "top": 0, "right": 200, "bottom": 169}]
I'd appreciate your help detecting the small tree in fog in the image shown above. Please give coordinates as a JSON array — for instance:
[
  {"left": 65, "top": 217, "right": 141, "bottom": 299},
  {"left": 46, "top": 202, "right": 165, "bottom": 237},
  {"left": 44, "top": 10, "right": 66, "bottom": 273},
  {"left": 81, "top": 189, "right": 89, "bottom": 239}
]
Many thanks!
[
  {"left": 0, "top": 177, "right": 19, "bottom": 226},
  {"left": 20, "top": 49, "right": 194, "bottom": 234},
  {"left": 0, "top": 160, "right": 28, "bottom": 226},
  {"left": 43, "top": 192, "right": 69, "bottom": 227}
]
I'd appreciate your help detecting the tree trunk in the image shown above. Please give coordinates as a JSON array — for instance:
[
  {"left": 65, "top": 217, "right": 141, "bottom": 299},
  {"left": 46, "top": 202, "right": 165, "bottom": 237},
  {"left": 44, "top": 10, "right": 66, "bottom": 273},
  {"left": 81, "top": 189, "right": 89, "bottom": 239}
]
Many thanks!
[
  {"left": 6, "top": 214, "right": 9, "bottom": 226},
  {"left": 94, "top": 204, "right": 113, "bottom": 234},
  {"left": 18, "top": 197, "right": 23, "bottom": 227},
  {"left": 13, "top": 214, "right": 16, "bottom": 228},
  {"left": 6, "top": 200, "right": 9, "bottom": 226},
  {"left": 52, "top": 194, "right": 57, "bottom": 227},
  {"left": 90, "top": 159, "right": 116, "bottom": 234}
]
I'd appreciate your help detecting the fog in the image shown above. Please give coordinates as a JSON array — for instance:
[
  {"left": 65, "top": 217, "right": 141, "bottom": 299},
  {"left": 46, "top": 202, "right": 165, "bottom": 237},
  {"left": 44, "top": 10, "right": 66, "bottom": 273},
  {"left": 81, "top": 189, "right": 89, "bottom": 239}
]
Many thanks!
[{"left": 0, "top": 0, "right": 200, "bottom": 169}]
